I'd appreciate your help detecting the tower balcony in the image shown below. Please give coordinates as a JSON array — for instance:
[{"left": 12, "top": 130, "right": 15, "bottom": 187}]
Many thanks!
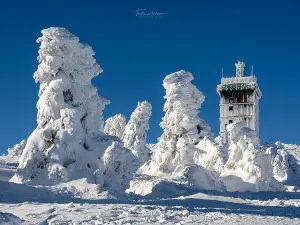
[{"left": 217, "top": 76, "right": 261, "bottom": 98}]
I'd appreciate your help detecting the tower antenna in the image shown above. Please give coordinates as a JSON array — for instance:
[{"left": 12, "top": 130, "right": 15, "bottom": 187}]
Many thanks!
[
  {"left": 222, "top": 67, "right": 224, "bottom": 78},
  {"left": 251, "top": 65, "right": 254, "bottom": 76}
]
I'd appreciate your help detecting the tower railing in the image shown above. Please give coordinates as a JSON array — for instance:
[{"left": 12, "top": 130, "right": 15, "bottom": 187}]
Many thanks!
[{"left": 221, "top": 76, "right": 257, "bottom": 85}]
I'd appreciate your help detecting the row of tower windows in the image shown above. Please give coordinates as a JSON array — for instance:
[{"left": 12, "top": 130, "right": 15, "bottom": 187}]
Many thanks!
[{"left": 226, "top": 92, "right": 249, "bottom": 103}]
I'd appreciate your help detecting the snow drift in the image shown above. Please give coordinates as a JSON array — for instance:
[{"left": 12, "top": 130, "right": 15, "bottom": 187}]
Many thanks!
[{"left": 10, "top": 27, "right": 137, "bottom": 191}]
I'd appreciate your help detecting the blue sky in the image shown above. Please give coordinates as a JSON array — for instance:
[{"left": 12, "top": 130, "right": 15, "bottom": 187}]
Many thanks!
[{"left": 0, "top": 0, "right": 299, "bottom": 154}]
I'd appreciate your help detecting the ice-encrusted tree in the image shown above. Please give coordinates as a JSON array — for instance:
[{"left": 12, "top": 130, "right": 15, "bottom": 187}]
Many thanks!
[
  {"left": 122, "top": 101, "right": 152, "bottom": 164},
  {"left": 0, "top": 140, "right": 26, "bottom": 165},
  {"left": 104, "top": 114, "right": 126, "bottom": 139},
  {"left": 150, "top": 70, "right": 212, "bottom": 174},
  {"left": 11, "top": 28, "right": 136, "bottom": 188},
  {"left": 221, "top": 122, "right": 283, "bottom": 191}
]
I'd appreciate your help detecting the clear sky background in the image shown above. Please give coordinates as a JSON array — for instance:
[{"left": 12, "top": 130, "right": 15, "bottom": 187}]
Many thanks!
[{"left": 0, "top": 0, "right": 299, "bottom": 154}]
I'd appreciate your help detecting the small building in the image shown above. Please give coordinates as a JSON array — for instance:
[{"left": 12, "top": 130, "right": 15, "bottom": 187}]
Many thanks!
[{"left": 217, "top": 61, "right": 262, "bottom": 144}]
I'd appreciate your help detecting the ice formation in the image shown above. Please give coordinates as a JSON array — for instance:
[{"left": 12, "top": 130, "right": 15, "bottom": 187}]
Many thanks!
[
  {"left": 221, "top": 122, "right": 283, "bottom": 191},
  {"left": 122, "top": 101, "right": 152, "bottom": 164},
  {"left": 0, "top": 140, "right": 26, "bottom": 165},
  {"left": 10, "top": 28, "right": 136, "bottom": 190},
  {"left": 104, "top": 114, "right": 126, "bottom": 139},
  {"left": 146, "top": 70, "right": 213, "bottom": 175}
]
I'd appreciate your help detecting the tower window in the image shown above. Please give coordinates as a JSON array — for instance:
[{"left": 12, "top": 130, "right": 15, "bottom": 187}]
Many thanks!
[
  {"left": 229, "top": 106, "right": 233, "bottom": 111},
  {"left": 229, "top": 120, "right": 233, "bottom": 124}
]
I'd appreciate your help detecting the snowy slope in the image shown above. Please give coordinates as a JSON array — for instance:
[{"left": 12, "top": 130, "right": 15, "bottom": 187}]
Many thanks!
[{"left": 1, "top": 176, "right": 300, "bottom": 224}]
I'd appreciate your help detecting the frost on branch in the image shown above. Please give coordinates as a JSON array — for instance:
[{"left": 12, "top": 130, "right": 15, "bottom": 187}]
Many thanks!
[
  {"left": 122, "top": 101, "right": 152, "bottom": 164},
  {"left": 144, "top": 70, "right": 213, "bottom": 175},
  {"left": 221, "top": 122, "right": 283, "bottom": 191},
  {"left": 10, "top": 28, "right": 135, "bottom": 189},
  {"left": 104, "top": 114, "right": 126, "bottom": 139}
]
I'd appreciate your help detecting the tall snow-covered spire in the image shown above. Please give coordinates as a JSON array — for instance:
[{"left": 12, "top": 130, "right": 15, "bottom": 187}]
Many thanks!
[{"left": 151, "top": 70, "right": 212, "bottom": 173}]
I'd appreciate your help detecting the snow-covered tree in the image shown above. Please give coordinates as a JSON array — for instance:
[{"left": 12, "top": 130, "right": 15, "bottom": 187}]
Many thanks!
[
  {"left": 104, "top": 114, "right": 126, "bottom": 139},
  {"left": 0, "top": 140, "right": 26, "bottom": 165},
  {"left": 149, "top": 70, "right": 212, "bottom": 174},
  {"left": 122, "top": 101, "right": 152, "bottom": 164},
  {"left": 11, "top": 28, "right": 136, "bottom": 189},
  {"left": 221, "top": 122, "right": 283, "bottom": 191}
]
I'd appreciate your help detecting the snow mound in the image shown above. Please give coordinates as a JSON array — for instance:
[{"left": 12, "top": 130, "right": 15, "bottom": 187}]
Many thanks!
[
  {"left": 171, "top": 165, "right": 225, "bottom": 191},
  {"left": 122, "top": 101, "right": 152, "bottom": 164},
  {"left": 104, "top": 114, "right": 126, "bottom": 139},
  {"left": 0, "top": 140, "right": 26, "bottom": 166},
  {"left": 10, "top": 27, "right": 137, "bottom": 191},
  {"left": 222, "top": 122, "right": 284, "bottom": 192},
  {"left": 0, "top": 212, "right": 21, "bottom": 225},
  {"left": 127, "top": 165, "right": 224, "bottom": 197}
]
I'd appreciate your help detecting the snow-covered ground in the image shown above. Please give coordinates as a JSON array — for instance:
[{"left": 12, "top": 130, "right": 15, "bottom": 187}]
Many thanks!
[{"left": 1, "top": 168, "right": 300, "bottom": 224}]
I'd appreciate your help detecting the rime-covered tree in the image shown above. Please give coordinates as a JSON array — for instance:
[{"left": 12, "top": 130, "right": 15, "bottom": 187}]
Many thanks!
[
  {"left": 122, "top": 101, "right": 152, "bottom": 164},
  {"left": 222, "top": 122, "right": 283, "bottom": 191},
  {"left": 11, "top": 28, "right": 136, "bottom": 189},
  {"left": 0, "top": 140, "right": 26, "bottom": 165},
  {"left": 104, "top": 114, "right": 126, "bottom": 139},
  {"left": 150, "top": 70, "right": 212, "bottom": 174}
]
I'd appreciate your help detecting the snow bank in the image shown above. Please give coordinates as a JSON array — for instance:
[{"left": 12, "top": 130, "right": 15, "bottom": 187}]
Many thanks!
[
  {"left": 104, "top": 114, "right": 126, "bottom": 139},
  {"left": 122, "top": 101, "right": 152, "bottom": 164},
  {"left": 10, "top": 28, "right": 136, "bottom": 191}
]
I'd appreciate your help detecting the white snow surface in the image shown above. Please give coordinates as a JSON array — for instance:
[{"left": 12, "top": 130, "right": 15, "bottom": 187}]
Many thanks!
[
  {"left": 104, "top": 114, "right": 126, "bottom": 139},
  {"left": 1, "top": 173, "right": 300, "bottom": 224}
]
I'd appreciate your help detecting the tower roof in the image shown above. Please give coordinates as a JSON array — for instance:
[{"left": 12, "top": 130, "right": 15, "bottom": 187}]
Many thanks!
[{"left": 217, "top": 61, "right": 262, "bottom": 98}]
